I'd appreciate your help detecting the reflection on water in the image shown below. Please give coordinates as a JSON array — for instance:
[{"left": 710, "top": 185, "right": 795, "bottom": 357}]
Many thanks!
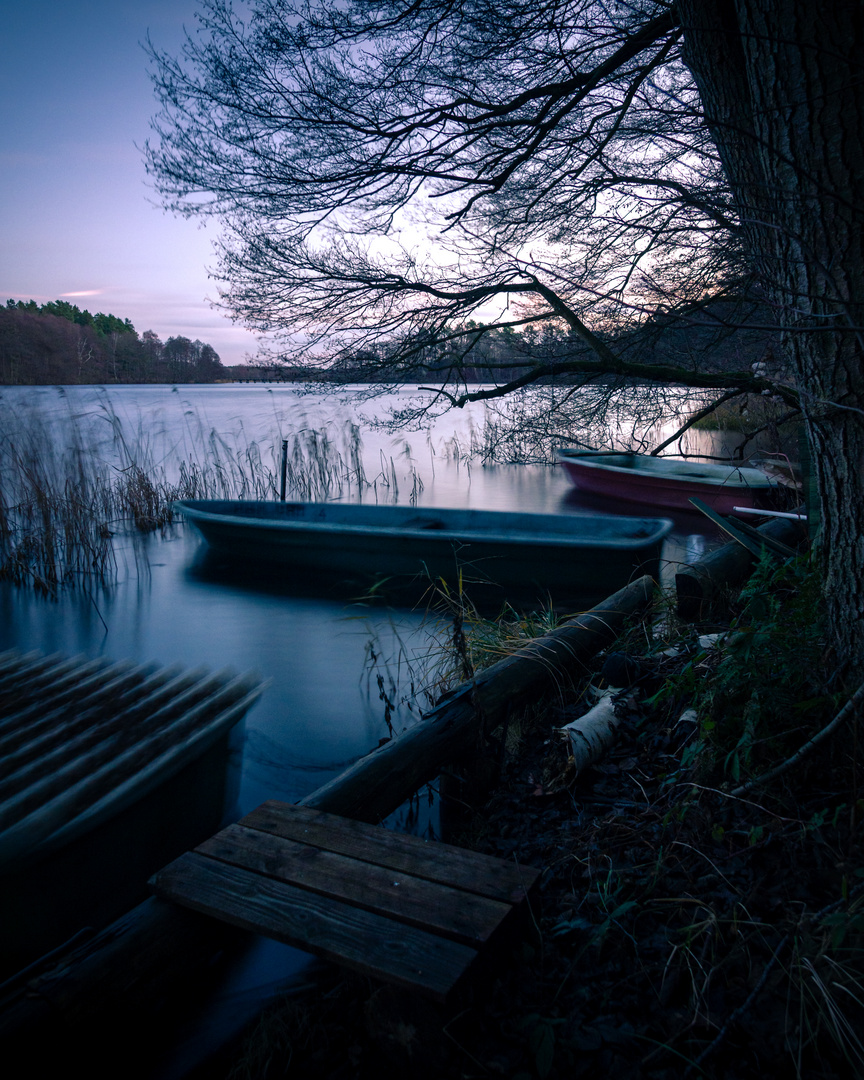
[
  {"left": 0, "top": 384, "right": 728, "bottom": 1074},
  {"left": 0, "top": 523, "right": 447, "bottom": 1074},
  {"left": 1, "top": 527, "right": 438, "bottom": 812}
]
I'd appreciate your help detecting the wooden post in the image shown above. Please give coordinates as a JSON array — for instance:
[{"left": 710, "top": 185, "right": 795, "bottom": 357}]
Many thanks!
[
  {"left": 675, "top": 515, "right": 808, "bottom": 620},
  {"left": 279, "top": 439, "right": 288, "bottom": 501}
]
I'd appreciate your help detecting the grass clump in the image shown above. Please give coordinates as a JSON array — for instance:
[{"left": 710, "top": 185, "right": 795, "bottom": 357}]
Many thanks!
[
  {"left": 420, "top": 579, "right": 567, "bottom": 679},
  {"left": 676, "top": 554, "right": 836, "bottom": 787},
  {"left": 0, "top": 407, "right": 116, "bottom": 593}
]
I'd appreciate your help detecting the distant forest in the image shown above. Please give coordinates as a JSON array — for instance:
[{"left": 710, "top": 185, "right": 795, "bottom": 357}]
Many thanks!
[
  {"left": 1, "top": 295, "right": 774, "bottom": 389},
  {"left": 0, "top": 299, "right": 226, "bottom": 384}
]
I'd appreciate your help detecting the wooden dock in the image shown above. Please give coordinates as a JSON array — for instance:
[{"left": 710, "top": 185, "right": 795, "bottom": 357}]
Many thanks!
[
  {"left": 150, "top": 800, "right": 540, "bottom": 1002},
  {"left": 0, "top": 649, "right": 263, "bottom": 868},
  {"left": 0, "top": 647, "right": 264, "bottom": 974}
]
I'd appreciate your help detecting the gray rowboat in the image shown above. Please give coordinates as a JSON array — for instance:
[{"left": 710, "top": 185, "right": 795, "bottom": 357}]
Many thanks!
[{"left": 176, "top": 500, "right": 673, "bottom": 609}]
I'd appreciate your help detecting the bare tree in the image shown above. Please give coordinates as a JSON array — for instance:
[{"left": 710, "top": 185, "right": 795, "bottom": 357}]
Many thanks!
[
  {"left": 146, "top": 1, "right": 864, "bottom": 670},
  {"left": 145, "top": 2, "right": 765, "bottom": 396},
  {"left": 75, "top": 333, "right": 93, "bottom": 384}
]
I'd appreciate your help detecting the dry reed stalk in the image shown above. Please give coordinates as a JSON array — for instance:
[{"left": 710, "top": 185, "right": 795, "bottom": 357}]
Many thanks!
[{"left": 0, "top": 398, "right": 374, "bottom": 593}]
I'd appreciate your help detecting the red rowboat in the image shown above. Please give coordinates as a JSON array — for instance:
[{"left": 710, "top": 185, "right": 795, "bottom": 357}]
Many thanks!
[{"left": 556, "top": 449, "right": 784, "bottom": 515}]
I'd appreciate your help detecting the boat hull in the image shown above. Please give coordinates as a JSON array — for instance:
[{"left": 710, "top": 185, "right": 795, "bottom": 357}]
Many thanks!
[
  {"left": 557, "top": 451, "right": 784, "bottom": 515},
  {"left": 177, "top": 500, "right": 673, "bottom": 609}
]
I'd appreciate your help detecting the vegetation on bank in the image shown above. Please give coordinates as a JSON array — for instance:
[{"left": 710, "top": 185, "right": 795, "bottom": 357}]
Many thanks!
[
  {"left": 0, "top": 299, "right": 224, "bottom": 385},
  {"left": 225, "top": 553, "right": 863, "bottom": 1080}
]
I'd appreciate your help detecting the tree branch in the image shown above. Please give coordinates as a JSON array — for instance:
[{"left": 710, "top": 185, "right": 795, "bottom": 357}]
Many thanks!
[
  {"left": 731, "top": 680, "right": 864, "bottom": 798},
  {"left": 439, "top": 359, "right": 794, "bottom": 410},
  {"left": 649, "top": 388, "right": 747, "bottom": 454}
]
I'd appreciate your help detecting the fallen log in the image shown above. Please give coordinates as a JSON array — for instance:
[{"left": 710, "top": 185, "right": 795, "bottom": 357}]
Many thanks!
[
  {"left": 303, "top": 574, "right": 655, "bottom": 822},
  {"left": 0, "top": 575, "right": 654, "bottom": 1059},
  {"left": 675, "top": 515, "right": 808, "bottom": 620}
]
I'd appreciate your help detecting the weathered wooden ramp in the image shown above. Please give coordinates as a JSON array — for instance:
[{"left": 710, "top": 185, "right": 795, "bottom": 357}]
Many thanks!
[
  {"left": 0, "top": 649, "right": 264, "bottom": 868},
  {"left": 0, "top": 648, "right": 265, "bottom": 975},
  {"left": 150, "top": 800, "right": 539, "bottom": 1002}
]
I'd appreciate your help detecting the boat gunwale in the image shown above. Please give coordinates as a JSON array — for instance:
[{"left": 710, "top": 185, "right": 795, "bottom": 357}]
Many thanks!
[
  {"left": 555, "top": 449, "right": 779, "bottom": 490},
  {"left": 174, "top": 500, "right": 674, "bottom": 550}
]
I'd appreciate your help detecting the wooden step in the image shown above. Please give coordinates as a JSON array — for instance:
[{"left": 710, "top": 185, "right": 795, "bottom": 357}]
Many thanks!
[{"left": 150, "top": 800, "right": 539, "bottom": 1002}]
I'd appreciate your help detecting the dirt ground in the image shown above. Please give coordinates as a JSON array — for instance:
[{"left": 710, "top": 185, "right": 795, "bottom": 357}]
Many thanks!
[{"left": 220, "top": 586, "right": 864, "bottom": 1080}]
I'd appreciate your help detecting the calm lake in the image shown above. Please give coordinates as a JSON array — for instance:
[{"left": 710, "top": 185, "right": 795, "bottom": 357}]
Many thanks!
[{"left": 0, "top": 382, "right": 722, "bottom": 1074}]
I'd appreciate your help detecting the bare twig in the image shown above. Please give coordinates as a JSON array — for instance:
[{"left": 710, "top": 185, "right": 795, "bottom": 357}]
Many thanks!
[
  {"left": 731, "top": 680, "right": 864, "bottom": 797},
  {"left": 650, "top": 389, "right": 746, "bottom": 456},
  {"left": 683, "top": 934, "right": 790, "bottom": 1077}
]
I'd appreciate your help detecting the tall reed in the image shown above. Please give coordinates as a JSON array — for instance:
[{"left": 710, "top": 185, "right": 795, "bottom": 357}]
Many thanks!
[{"left": 0, "top": 399, "right": 373, "bottom": 594}]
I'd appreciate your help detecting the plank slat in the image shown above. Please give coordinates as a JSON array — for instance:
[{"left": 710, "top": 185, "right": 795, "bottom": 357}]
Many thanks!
[
  {"left": 0, "top": 666, "right": 154, "bottom": 784},
  {"left": 197, "top": 823, "right": 511, "bottom": 946},
  {"left": 0, "top": 665, "right": 205, "bottom": 782},
  {"left": 0, "top": 654, "right": 83, "bottom": 704},
  {"left": 0, "top": 657, "right": 115, "bottom": 741},
  {"left": 0, "top": 671, "right": 260, "bottom": 829},
  {"left": 0, "top": 660, "right": 161, "bottom": 750},
  {"left": 242, "top": 801, "right": 538, "bottom": 905},
  {"left": 151, "top": 851, "right": 478, "bottom": 1002}
]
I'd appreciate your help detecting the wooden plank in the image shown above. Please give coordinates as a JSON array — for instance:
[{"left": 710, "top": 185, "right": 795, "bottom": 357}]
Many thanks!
[
  {"left": 0, "top": 658, "right": 160, "bottom": 732},
  {"left": 724, "top": 517, "right": 799, "bottom": 558},
  {"left": 0, "top": 668, "right": 157, "bottom": 781},
  {"left": 688, "top": 497, "right": 766, "bottom": 556},
  {"left": 0, "top": 654, "right": 85, "bottom": 704},
  {"left": 0, "top": 671, "right": 260, "bottom": 828},
  {"left": 197, "top": 823, "right": 511, "bottom": 946},
  {"left": 151, "top": 851, "right": 478, "bottom": 1002},
  {"left": 688, "top": 496, "right": 791, "bottom": 558},
  {"left": 0, "top": 651, "right": 59, "bottom": 689},
  {"left": 243, "top": 801, "right": 538, "bottom": 906},
  {"left": 0, "top": 658, "right": 117, "bottom": 741},
  {"left": 0, "top": 666, "right": 206, "bottom": 779},
  {"left": 0, "top": 679, "right": 264, "bottom": 867}
]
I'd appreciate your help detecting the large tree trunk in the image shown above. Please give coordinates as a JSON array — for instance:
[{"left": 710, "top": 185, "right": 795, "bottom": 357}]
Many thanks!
[{"left": 678, "top": 1, "right": 864, "bottom": 674}]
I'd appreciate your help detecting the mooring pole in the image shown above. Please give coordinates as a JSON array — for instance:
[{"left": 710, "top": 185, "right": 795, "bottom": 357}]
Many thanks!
[{"left": 279, "top": 439, "right": 288, "bottom": 501}]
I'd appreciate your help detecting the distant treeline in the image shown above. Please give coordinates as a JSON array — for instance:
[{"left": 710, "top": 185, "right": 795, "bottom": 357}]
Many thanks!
[
  {"left": 0, "top": 299, "right": 225, "bottom": 385},
  {"left": 254, "top": 307, "right": 774, "bottom": 386}
]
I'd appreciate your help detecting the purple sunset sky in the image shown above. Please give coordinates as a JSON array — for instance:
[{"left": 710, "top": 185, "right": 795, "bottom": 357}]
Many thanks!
[{"left": 0, "top": 1, "right": 258, "bottom": 366}]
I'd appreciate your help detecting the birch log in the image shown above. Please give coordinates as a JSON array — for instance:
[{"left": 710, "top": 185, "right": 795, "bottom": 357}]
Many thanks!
[{"left": 561, "top": 688, "right": 628, "bottom": 775}]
